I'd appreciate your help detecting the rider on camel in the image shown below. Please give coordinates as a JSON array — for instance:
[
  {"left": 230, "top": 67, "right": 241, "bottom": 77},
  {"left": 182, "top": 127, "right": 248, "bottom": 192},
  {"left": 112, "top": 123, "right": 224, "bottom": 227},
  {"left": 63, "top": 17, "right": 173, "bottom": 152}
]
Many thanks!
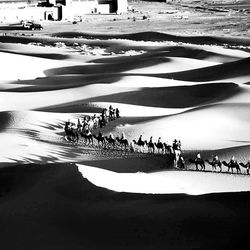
[
  {"left": 138, "top": 135, "right": 143, "bottom": 144},
  {"left": 109, "top": 132, "right": 114, "bottom": 140},
  {"left": 149, "top": 136, "right": 153, "bottom": 143},
  {"left": 229, "top": 156, "right": 237, "bottom": 165},
  {"left": 211, "top": 155, "right": 222, "bottom": 172},
  {"left": 121, "top": 132, "right": 126, "bottom": 140},
  {"left": 173, "top": 139, "right": 180, "bottom": 150},
  {"left": 212, "top": 155, "right": 220, "bottom": 165},
  {"left": 196, "top": 153, "right": 201, "bottom": 160}
]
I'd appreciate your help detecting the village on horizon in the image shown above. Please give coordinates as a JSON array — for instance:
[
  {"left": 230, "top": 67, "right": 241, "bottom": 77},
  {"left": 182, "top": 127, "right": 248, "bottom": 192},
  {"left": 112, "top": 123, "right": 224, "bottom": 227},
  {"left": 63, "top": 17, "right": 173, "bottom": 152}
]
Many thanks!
[{"left": 0, "top": 0, "right": 129, "bottom": 23}]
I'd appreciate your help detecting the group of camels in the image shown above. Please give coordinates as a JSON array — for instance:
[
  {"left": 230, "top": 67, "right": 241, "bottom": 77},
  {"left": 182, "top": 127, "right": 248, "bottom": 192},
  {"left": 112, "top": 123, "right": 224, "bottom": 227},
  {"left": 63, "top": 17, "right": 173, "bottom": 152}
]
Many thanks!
[
  {"left": 64, "top": 120, "right": 182, "bottom": 166},
  {"left": 189, "top": 156, "right": 250, "bottom": 175},
  {"left": 64, "top": 119, "right": 250, "bottom": 175}
]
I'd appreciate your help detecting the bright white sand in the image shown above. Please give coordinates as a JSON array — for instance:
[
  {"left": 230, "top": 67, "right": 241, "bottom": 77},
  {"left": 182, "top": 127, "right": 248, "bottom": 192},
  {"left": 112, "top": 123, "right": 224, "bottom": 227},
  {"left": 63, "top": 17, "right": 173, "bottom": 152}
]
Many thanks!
[
  {"left": 0, "top": 51, "right": 82, "bottom": 81},
  {"left": 78, "top": 164, "right": 250, "bottom": 195},
  {"left": 125, "top": 57, "right": 219, "bottom": 74}
]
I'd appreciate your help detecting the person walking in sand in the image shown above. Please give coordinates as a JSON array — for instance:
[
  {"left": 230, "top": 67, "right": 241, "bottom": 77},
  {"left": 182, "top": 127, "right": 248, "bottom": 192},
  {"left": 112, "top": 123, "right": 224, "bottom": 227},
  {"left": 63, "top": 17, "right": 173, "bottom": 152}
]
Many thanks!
[
  {"left": 178, "top": 156, "right": 185, "bottom": 169},
  {"left": 173, "top": 139, "right": 182, "bottom": 168},
  {"left": 130, "top": 140, "right": 135, "bottom": 152},
  {"left": 109, "top": 105, "right": 113, "bottom": 121},
  {"left": 116, "top": 108, "right": 120, "bottom": 119}
]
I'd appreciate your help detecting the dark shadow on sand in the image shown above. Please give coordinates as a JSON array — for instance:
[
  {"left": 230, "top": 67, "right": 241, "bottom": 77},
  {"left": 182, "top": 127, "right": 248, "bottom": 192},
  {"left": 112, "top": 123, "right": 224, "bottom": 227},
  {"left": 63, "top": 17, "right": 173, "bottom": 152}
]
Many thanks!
[
  {"left": 78, "top": 82, "right": 240, "bottom": 108},
  {"left": 52, "top": 31, "right": 250, "bottom": 46},
  {"left": 0, "top": 49, "right": 70, "bottom": 60},
  {"left": 153, "top": 56, "right": 250, "bottom": 82},
  {"left": 44, "top": 55, "right": 171, "bottom": 77},
  {"left": 0, "top": 162, "right": 250, "bottom": 249},
  {"left": 5, "top": 75, "right": 121, "bottom": 92},
  {"left": 0, "top": 112, "right": 12, "bottom": 132}
]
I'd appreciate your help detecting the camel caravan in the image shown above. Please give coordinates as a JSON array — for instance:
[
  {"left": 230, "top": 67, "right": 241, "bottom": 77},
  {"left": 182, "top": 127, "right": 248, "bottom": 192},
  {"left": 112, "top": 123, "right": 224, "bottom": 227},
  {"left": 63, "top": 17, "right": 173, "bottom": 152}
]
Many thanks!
[
  {"left": 64, "top": 107, "right": 250, "bottom": 175},
  {"left": 189, "top": 154, "right": 250, "bottom": 175}
]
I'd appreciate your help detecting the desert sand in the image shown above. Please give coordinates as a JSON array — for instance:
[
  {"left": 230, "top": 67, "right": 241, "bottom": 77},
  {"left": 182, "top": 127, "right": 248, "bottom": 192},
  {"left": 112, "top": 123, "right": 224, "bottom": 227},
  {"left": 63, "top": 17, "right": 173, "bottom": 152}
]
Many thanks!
[
  {"left": 0, "top": 0, "right": 250, "bottom": 249},
  {"left": 0, "top": 162, "right": 250, "bottom": 250}
]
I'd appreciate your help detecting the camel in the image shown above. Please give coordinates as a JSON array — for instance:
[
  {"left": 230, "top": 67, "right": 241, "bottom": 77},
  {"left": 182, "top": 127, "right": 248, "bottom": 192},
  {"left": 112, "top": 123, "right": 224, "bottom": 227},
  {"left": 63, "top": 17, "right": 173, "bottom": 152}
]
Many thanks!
[
  {"left": 64, "top": 123, "right": 79, "bottom": 143},
  {"left": 116, "top": 137, "right": 129, "bottom": 150},
  {"left": 133, "top": 139, "right": 147, "bottom": 152},
  {"left": 147, "top": 141, "right": 155, "bottom": 153},
  {"left": 189, "top": 158, "right": 206, "bottom": 171},
  {"left": 93, "top": 133, "right": 106, "bottom": 147},
  {"left": 239, "top": 162, "right": 250, "bottom": 175},
  {"left": 105, "top": 136, "right": 116, "bottom": 148},
  {"left": 81, "top": 132, "right": 93, "bottom": 145},
  {"left": 154, "top": 142, "right": 164, "bottom": 154},
  {"left": 205, "top": 159, "right": 222, "bottom": 172},
  {"left": 222, "top": 160, "right": 241, "bottom": 174},
  {"left": 163, "top": 143, "right": 174, "bottom": 155}
]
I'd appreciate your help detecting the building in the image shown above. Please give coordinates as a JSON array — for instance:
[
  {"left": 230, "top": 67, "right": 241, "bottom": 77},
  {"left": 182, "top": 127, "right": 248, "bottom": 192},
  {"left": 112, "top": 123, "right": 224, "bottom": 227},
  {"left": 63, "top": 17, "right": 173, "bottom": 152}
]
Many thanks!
[
  {"left": 0, "top": 0, "right": 60, "bottom": 22},
  {"left": 63, "top": 0, "right": 127, "bottom": 18},
  {"left": 0, "top": 0, "right": 127, "bottom": 23}
]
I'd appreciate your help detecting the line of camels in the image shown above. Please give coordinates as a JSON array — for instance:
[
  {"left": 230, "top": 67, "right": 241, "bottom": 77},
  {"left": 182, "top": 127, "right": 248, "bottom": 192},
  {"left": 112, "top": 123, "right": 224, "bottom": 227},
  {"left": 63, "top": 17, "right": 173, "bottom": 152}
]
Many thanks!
[
  {"left": 64, "top": 123, "right": 181, "bottom": 167},
  {"left": 65, "top": 128, "right": 176, "bottom": 155},
  {"left": 64, "top": 122, "right": 176, "bottom": 154},
  {"left": 189, "top": 156, "right": 250, "bottom": 175},
  {"left": 64, "top": 121, "right": 249, "bottom": 175}
]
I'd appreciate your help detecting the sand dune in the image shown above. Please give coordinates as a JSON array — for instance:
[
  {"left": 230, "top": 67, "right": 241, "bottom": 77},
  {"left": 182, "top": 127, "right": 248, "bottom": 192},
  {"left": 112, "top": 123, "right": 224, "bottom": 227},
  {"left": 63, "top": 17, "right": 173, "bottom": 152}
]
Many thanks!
[
  {"left": 1, "top": 10, "right": 250, "bottom": 250},
  {"left": 0, "top": 163, "right": 250, "bottom": 250},
  {"left": 1, "top": 31, "right": 250, "bottom": 198}
]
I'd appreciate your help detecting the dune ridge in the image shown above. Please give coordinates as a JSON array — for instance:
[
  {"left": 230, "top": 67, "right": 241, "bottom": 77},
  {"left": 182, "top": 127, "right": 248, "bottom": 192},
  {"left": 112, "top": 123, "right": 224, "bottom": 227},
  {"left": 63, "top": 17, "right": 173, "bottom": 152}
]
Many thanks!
[{"left": 51, "top": 31, "right": 250, "bottom": 46}]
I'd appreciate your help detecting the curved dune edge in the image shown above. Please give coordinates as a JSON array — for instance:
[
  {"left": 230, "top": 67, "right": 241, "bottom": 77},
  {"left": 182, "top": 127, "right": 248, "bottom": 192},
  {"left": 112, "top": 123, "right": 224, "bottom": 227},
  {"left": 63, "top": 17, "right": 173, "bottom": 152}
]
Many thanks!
[
  {"left": 51, "top": 31, "right": 250, "bottom": 46},
  {"left": 77, "top": 164, "right": 250, "bottom": 195}
]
